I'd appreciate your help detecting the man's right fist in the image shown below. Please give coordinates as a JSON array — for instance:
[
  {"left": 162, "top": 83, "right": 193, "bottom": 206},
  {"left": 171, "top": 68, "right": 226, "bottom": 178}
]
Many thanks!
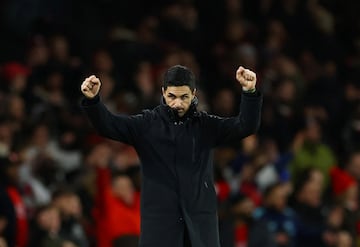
[{"left": 81, "top": 75, "right": 101, "bottom": 99}]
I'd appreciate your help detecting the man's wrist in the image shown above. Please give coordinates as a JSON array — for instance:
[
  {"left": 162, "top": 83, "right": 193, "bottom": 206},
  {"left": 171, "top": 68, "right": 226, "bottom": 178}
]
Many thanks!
[
  {"left": 82, "top": 94, "right": 100, "bottom": 106},
  {"left": 243, "top": 88, "right": 256, "bottom": 93}
]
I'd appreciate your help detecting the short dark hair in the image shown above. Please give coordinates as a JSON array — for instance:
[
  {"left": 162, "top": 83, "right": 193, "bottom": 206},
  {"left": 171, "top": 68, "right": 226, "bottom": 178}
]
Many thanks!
[{"left": 163, "top": 65, "right": 196, "bottom": 91}]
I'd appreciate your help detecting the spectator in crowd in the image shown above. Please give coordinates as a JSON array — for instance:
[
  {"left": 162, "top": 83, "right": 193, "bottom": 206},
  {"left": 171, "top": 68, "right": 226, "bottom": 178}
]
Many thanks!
[
  {"left": 51, "top": 189, "right": 88, "bottom": 247},
  {"left": 330, "top": 166, "right": 359, "bottom": 241},
  {"left": 87, "top": 144, "right": 140, "bottom": 247},
  {"left": 0, "top": 156, "right": 28, "bottom": 247},
  {"left": 330, "top": 167, "right": 358, "bottom": 212},
  {"left": 344, "top": 150, "right": 360, "bottom": 183},
  {"left": 290, "top": 118, "right": 336, "bottom": 186},
  {"left": 290, "top": 168, "right": 327, "bottom": 247},
  {"left": 254, "top": 183, "right": 297, "bottom": 247},
  {"left": 324, "top": 205, "right": 355, "bottom": 247},
  {"left": 29, "top": 204, "right": 77, "bottom": 247},
  {"left": 1, "top": 62, "right": 31, "bottom": 101},
  {"left": 212, "top": 87, "right": 237, "bottom": 118},
  {"left": 268, "top": 78, "right": 302, "bottom": 152},
  {"left": 220, "top": 193, "right": 275, "bottom": 247}
]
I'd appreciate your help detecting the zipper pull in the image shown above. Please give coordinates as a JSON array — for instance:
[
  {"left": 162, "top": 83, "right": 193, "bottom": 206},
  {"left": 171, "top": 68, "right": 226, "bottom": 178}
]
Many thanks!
[{"left": 204, "top": 181, "right": 208, "bottom": 188}]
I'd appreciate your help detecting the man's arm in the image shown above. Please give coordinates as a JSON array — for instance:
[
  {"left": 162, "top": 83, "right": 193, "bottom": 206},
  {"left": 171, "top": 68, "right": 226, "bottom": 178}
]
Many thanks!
[
  {"left": 206, "top": 66, "right": 263, "bottom": 146},
  {"left": 80, "top": 75, "right": 145, "bottom": 145}
]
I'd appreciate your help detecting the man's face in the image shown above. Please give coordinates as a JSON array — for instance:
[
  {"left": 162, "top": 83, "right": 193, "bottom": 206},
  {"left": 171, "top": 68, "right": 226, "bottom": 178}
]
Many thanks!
[{"left": 162, "top": 86, "right": 196, "bottom": 117}]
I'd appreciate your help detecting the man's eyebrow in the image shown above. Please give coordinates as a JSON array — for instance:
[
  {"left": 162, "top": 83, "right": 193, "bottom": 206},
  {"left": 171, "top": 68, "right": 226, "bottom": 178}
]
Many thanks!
[{"left": 167, "top": 93, "right": 189, "bottom": 97}]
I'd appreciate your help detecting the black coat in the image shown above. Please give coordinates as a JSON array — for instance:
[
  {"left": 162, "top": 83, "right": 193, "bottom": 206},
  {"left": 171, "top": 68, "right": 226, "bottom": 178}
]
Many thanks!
[{"left": 81, "top": 92, "right": 262, "bottom": 247}]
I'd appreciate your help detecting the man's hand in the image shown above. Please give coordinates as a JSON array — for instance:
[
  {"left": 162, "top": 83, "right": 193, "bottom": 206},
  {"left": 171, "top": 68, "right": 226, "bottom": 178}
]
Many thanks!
[
  {"left": 81, "top": 75, "right": 101, "bottom": 99},
  {"left": 236, "top": 66, "right": 257, "bottom": 91}
]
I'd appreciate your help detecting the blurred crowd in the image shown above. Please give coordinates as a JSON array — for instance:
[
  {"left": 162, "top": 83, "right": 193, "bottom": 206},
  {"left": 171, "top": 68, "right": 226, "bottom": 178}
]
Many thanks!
[{"left": 0, "top": 0, "right": 360, "bottom": 246}]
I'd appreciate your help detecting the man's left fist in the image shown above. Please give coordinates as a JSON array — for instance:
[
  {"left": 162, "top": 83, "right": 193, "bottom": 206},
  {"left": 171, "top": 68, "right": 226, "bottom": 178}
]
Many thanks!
[{"left": 236, "top": 66, "right": 257, "bottom": 91}]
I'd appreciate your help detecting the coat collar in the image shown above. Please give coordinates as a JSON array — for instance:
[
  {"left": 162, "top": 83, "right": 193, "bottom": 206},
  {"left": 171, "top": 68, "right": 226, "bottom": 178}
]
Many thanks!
[{"left": 159, "top": 96, "right": 199, "bottom": 124}]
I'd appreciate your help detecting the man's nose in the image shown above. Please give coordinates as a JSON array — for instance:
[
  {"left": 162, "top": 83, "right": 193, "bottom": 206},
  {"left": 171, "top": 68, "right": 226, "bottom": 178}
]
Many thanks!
[{"left": 172, "top": 99, "right": 182, "bottom": 108}]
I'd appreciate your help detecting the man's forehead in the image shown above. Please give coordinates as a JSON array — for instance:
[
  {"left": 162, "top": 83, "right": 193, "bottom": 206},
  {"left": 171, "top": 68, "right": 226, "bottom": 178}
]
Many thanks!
[{"left": 164, "top": 86, "right": 193, "bottom": 95}]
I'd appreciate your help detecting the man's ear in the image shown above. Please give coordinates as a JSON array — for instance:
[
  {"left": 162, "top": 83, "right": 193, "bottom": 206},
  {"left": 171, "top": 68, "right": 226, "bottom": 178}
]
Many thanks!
[
  {"left": 192, "top": 89, "right": 197, "bottom": 99},
  {"left": 162, "top": 87, "right": 165, "bottom": 94}
]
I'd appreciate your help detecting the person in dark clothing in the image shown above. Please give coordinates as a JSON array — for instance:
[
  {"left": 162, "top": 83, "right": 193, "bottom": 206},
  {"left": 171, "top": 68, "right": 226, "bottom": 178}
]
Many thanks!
[
  {"left": 80, "top": 64, "right": 263, "bottom": 247},
  {"left": 290, "top": 169, "right": 327, "bottom": 247},
  {"left": 28, "top": 204, "right": 77, "bottom": 247},
  {"left": 254, "top": 183, "right": 297, "bottom": 247},
  {"left": 219, "top": 193, "right": 276, "bottom": 247},
  {"left": 52, "top": 189, "right": 89, "bottom": 247}
]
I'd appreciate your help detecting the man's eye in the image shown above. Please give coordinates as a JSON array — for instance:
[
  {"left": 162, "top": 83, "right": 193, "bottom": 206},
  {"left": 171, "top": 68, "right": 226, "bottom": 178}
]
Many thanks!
[
  {"left": 168, "top": 95, "right": 175, "bottom": 99},
  {"left": 181, "top": 96, "right": 189, "bottom": 100}
]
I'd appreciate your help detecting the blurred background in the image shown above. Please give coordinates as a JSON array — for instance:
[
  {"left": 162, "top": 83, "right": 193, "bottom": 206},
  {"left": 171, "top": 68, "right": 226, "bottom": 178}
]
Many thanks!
[{"left": 0, "top": 0, "right": 360, "bottom": 246}]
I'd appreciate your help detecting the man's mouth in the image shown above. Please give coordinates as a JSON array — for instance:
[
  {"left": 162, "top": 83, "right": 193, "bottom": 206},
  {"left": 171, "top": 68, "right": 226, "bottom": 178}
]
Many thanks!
[{"left": 172, "top": 108, "right": 184, "bottom": 112}]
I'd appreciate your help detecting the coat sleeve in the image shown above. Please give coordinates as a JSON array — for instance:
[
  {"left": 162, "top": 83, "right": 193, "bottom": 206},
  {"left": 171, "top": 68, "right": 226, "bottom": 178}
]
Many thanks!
[
  {"left": 81, "top": 95, "right": 147, "bottom": 145},
  {"left": 205, "top": 92, "right": 263, "bottom": 147}
]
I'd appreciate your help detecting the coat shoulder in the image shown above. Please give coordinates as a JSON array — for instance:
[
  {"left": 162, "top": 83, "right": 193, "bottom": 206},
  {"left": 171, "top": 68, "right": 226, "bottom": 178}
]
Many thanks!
[
  {"left": 141, "top": 107, "right": 162, "bottom": 123},
  {"left": 196, "top": 110, "right": 211, "bottom": 118},
  {"left": 196, "top": 111, "right": 222, "bottom": 121}
]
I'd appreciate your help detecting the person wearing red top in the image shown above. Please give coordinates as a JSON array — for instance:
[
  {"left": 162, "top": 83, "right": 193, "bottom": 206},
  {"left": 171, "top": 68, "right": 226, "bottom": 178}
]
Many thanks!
[
  {"left": 0, "top": 156, "right": 28, "bottom": 247},
  {"left": 89, "top": 144, "right": 141, "bottom": 247}
]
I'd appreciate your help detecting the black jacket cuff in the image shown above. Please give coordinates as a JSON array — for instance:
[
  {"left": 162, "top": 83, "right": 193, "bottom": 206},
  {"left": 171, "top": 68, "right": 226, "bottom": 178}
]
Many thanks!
[{"left": 81, "top": 94, "right": 100, "bottom": 107}]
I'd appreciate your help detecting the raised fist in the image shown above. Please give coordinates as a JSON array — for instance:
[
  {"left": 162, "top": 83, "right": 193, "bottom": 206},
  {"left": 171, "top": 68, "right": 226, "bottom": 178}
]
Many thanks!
[
  {"left": 236, "top": 66, "right": 257, "bottom": 91},
  {"left": 81, "top": 75, "right": 101, "bottom": 99}
]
